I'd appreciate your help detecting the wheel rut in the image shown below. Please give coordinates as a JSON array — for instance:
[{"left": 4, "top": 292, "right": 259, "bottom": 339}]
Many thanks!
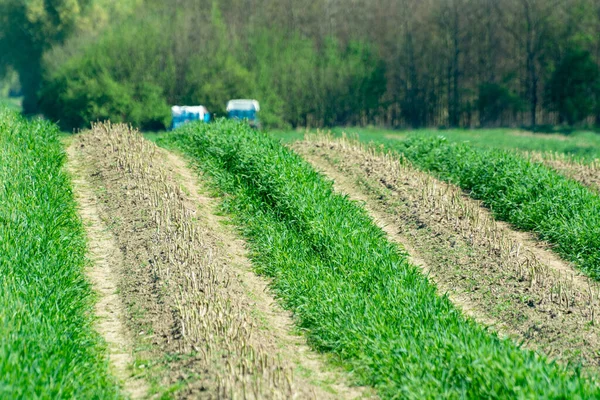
[{"left": 65, "top": 141, "right": 148, "bottom": 399}]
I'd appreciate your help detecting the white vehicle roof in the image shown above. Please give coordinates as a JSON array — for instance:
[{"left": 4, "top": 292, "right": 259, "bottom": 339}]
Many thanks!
[
  {"left": 226, "top": 99, "right": 260, "bottom": 112},
  {"left": 171, "top": 105, "right": 207, "bottom": 117}
]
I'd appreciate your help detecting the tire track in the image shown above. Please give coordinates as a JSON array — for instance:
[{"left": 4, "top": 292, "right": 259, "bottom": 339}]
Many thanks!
[{"left": 66, "top": 141, "right": 148, "bottom": 399}]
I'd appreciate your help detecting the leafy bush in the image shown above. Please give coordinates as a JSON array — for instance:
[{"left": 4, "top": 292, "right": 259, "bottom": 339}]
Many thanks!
[
  {"left": 546, "top": 49, "right": 600, "bottom": 125},
  {"left": 40, "top": 16, "right": 172, "bottom": 131},
  {"left": 477, "top": 83, "right": 523, "bottom": 127},
  {"left": 40, "top": 2, "right": 385, "bottom": 130}
]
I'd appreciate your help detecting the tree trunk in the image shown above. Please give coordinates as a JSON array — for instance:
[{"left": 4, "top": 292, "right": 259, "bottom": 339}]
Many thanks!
[
  {"left": 451, "top": 4, "right": 460, "bottom": 127},
  {"left": 524, "top": 0, "right": 537, "bottom": 127}
]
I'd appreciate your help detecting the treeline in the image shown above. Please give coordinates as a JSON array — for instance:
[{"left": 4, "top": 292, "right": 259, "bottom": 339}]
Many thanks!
[{"left": 3, "top": 0, "right": 600, "bottom": 130}]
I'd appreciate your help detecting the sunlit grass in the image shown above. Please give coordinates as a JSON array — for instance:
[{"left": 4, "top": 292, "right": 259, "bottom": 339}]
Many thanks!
[
  {"left": 0, "top": 97, "right": 22, "bottom": 112},
  {"left": 0, "top": 108, "right": 120, "bottom": 398}
]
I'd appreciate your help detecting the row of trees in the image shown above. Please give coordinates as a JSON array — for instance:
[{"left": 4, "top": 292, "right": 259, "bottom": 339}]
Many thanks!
[{"left": 2, "top": 0, "right": 600, "bottom": 129}]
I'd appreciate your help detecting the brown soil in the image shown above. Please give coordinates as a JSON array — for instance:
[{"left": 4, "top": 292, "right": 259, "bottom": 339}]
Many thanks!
[
  {"left": 65, "top": 142, "right": 148, "bottom": 399},
  {"left": 72, "top": 123, "right": 370, "bottom": 399},
  {"left": 294, "top": 135, "right": 600, "bottom": 372}
]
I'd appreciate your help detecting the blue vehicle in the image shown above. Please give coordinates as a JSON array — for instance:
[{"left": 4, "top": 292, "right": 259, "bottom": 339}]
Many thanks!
[
  {"left": 170, "top": 105, "right": 210, "bottom": 130},
  {"left": 226, "top": 99, "right": 260, "bottom": 128}
]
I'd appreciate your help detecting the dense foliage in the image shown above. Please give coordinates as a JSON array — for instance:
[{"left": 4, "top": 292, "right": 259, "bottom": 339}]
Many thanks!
[
  {"left": 0, "top": 108, "right": 119, "bottom": 398},
  {"left": 393, "top": 136, "right": 600, "bottom": 278},
  {"left": 163, "top": 119, "right": 600, "bottom": 398},
  {"left": 39, "top": 2, "right": 384, "bottom": 130},
  {"left": 547, "top": 49, "right": 600, "bottom": 125},
  {"left": 10, "top": 0, "right": 593, "bottom": 130},
  {"left": 0, "top": 0, "right": 89, "bottom": 114},
  {"left": 0, "top": 0, "right": 140, "bottom": 114}
]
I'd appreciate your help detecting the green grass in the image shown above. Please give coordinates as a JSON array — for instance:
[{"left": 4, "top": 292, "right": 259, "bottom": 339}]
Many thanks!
[
  {"left": 273, "top": 127, "right": 600, "bottom": 161},
  {"left": 0, "top": 108, "right": 120, "bottom": 398},
  {"left": 142, "top": 131, "right": 166, "bottom": 143},
  {"left": 0, "top": 97, "right": 22, "bottom": 112},
  {"left": 161, "top": 119, "right": 600, "bottom": 399},
  {"left": 403, "top": 129, "right": 600, "bottom": 161},
  {"left": 381, "top": 136, "right": 600, "bottom": 280}
]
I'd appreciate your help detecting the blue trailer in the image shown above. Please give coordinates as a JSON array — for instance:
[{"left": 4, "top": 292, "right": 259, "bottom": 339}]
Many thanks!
[
  {"left": 226, "top": 99, "right": 260, "bottom": 128},
  {"left": 170, "top": 105, "right": 210, "bottom": 130}
]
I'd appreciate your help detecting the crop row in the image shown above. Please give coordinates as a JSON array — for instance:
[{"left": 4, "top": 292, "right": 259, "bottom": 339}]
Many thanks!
[
  {"left": 162, "top": 120, "right": 599, "bottom": 399},
  {"left": 390, "top": 137, "right": 600, "bottom": 280},
  {"left": 0, "top": 109, "right": 118, "bottom": 398},
  {"left": 398, "top": 129, "right": 600, "bottom": 161}
]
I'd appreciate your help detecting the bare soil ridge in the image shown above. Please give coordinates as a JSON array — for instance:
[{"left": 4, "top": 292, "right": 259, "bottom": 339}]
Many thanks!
[
  {"left": 74, "top": 123, "right": 368, "bottom": 399},
  {"left": 294, "top": 135, "right": 600, "bottom": 372},
  {"left": 65, "top": 142, "right": 148, "bottom": 399}
]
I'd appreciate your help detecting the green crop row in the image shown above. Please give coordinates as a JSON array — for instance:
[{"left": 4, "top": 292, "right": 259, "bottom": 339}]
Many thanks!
[
  {"left": 0, "top": 108, "right": 119, "bottom": 398},
  {"left": 394, "top": 129, "right": 600, "bottom": 161},
  {"left": 389, "top": 136, "right": 600, "bottom": 279},
  {"left": 162, "top": 120, "right": 599, "bottom": 399}
]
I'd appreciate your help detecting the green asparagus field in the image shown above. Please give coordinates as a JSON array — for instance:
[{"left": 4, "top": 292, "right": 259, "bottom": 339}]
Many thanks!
[
  {"left": 161, "top": 120, "right": 600, "bottom": 399},
  {"left": 276, "top": 127, "right": 600, "bottom": 278},
  {"left": 5, "top": 110, "right": 600, "bottom": 397}
]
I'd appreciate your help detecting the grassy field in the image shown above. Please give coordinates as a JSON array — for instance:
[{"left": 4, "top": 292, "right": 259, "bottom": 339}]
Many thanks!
[
  {"left": 5, "top": 113, "right": 600, "bottom": 397},
  {"left": 0, "top": 97, "right": 22, "bottom": 112},
  {"left": 161, "top": 120, "right": 600, "bottom": 399},
  {"left": 0, "top": 108, "right": 119, "bottom": 398},
  {"left": 273, "top": 127, "right": 600, "bottom": 161},
  {"left": 294, "top": 134, "right": 600, "bottom": 370},
  {"left": 140, "top": 131, "right": 164, "bottom": 142}
]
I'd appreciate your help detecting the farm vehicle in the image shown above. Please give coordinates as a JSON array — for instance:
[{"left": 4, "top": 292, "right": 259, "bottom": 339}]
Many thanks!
[
  {"left": 170, "top": 105, "right": 210, "bottom": 130},
  {"left": 226, "top": 99, "right": 260, "bottom": 129}
]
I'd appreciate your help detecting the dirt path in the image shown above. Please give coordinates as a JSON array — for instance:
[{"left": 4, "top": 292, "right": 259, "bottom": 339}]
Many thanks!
[
  {"left": 294, "top": 136, "right": 600, "bottom": 372},
  {"left": 65, "top": 142, "right": 147, "bottom": 399},
  {"left": 72, "top": 123, "right": 370, "bottom": 399}
]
